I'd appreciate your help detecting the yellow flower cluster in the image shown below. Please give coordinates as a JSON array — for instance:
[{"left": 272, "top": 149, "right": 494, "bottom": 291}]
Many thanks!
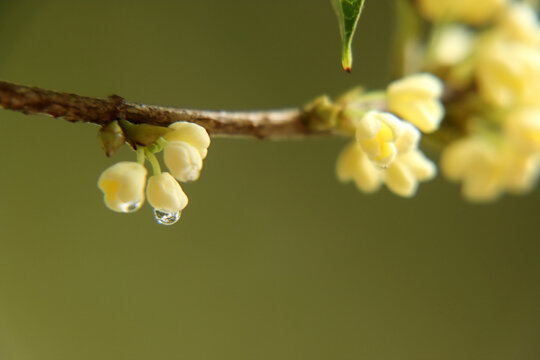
[
  {"left": 98, "top": 122, "right": 210, "bottom": 224},
  {"left": 441, "top": 137, "right": 538, "bottom": 201},
  {"left": 434, "top": 1, "right": 540, "bottom": 201},
  {"left": 336, "top": 73, "right": 442, "bottom": 197}
]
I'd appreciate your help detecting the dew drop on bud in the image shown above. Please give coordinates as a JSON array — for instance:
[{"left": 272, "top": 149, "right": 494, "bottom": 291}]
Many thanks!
[
  {"left": 154, "top": 209, "right": 181, "bottom": 225},
  {"left": 120, "top": 201, "right": 142, "bottom": 213}
]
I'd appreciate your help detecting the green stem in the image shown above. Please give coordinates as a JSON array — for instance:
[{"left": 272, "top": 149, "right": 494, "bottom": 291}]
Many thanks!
[
  {"left": 144, "top": 149, "right": 162, "bottom": 176},
  {"left": 136, "top": 146, "right": 145, "bottom": 165}
]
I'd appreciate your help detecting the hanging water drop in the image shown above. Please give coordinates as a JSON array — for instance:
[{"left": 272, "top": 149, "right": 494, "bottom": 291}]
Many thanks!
[
  {"left": 119, "top": 201, "right": 142, "bottom": 213},
  {"left": 154, "top": 209, "right": 181, "bottom": 225}
]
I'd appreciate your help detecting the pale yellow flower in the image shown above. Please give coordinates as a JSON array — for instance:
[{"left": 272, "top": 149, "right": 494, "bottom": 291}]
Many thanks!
[
  {"left": 441, "top": 136, "right": 539, "bottom": 201},
  {"left": 336, "top": 142, "right": 382, "bottom": 193},
  {"left": 146, "top": 172, "right": 188, "bottom": 213},
  {"left": 355, "top": 111, "right": 420, "bottom": 167},
  {"left": 417, "top": 0, "right": 506, "bottom": 25},
  {"left": 387, "top": 73, "right": 445, "bottom": 133},
  {"left": 164, "top": 121, "right": 211, "bottom": 158},
  {"left": 476, "top": 34, "right": 540, "bottom": 107},
  {"left": 504, "top": 107, "right": 540, "bottom": 154},
  {"left": 385, "top": 150, "right": 437, "bottom": 197},
  {"left": 98, "top": 162, "right": 147, "bottom": 213},
  {"left": 163, "top": 140, "right": 203, "bottom": 182},
  {"left": 336, "top": 143, "right": 436, "bottom": 197}
]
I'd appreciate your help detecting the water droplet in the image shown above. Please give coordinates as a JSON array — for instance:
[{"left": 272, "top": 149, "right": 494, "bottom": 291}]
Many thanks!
[
  {"left": 120, "top": 201, "right": 142, "bottom": 213},
  {"left": 154, "top": 209, "right": 181, "bottom": 225}
]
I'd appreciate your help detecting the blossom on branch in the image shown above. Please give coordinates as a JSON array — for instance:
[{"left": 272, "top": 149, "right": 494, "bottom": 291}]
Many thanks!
[{"left": 98, "top": 162, "right": 147, "bottom": 213}]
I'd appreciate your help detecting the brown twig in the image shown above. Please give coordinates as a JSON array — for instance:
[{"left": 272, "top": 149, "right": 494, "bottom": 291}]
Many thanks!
[{"left": 0, "top": 80, "right": 320, "bottom": 139}]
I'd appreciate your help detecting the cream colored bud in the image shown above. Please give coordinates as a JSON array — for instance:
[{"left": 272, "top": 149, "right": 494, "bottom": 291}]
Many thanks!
[
  {"left": 164, "top": 140, "right": 203, "bottom": 182},
  {"left": 146, "top": 172, "right": 188, "bottom": 213},
  {"left": 442, "top": 137, "right": 503, "bottom": 201},
  {"left": 336, "top": 142, "right": 382, "bottom": 193},
  {"left": 440, "top": 137, "right": 485, "bottom": 181},
  {"left": 387, "top": 73, "right": 445, "bottom": 133},
  {"left": 356, "top": 111, "right": 406, "bottom": 167},
  {"left": 476, "top": 35, "right": 540, "bottom": 107},
  {"left": 98, "top": 162, "right": 147, "bottom": 213},
  {"left": 434, "top": 25, "right": 475, "bottom": 66},
  {"left": 417, "top": 0, "right": 505, "bottom": 25},
  {"left": 504, "top": 107, "right": 540, "bottom": 154},
  {"left": 164, "top": 122, "right": 211, "bottom": 159}
]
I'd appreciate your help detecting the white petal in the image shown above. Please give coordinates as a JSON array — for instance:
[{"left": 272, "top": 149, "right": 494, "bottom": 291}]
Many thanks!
[
  {"left": 353, "top": 149, "right": 383, "bottom": 192},
  {"left": 384, "top": 162, "right": 418, "bottom": 197},
  {"left": 356, "top": 111, "right": 383, "bottom": 140},
  {"left": 164, "top": 141, "right": 203, "bottom": 182},
  {"left": 395, "top": 122, "right": 421, "bottom": 154},
  {"left": 398, "top": 150, "right": 437, "bottom": 181},
  {"left": 336, "top": 142, "right": 362, "bottom": 182}
]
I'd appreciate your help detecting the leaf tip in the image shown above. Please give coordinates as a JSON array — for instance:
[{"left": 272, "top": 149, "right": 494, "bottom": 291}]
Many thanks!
[{"left": 344, "top": 66, "right": 352, "bottom": 73}]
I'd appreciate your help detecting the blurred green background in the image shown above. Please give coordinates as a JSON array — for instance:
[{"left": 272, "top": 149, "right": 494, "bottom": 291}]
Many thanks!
[{"left": 0, "top": 1, "right": 539, "bottom": 359}]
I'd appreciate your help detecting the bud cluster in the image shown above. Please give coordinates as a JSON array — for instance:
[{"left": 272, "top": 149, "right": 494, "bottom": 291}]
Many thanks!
[{"left": 97, "top": 122, "right": 210, "bottom": 224}]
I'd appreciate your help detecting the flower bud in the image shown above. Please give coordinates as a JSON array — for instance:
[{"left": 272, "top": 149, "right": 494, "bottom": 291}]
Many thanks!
[
  {"left": 356, "top": 111, "right": 401, "bottom": 166},
  {"left": 387, "top": 73, "right": 445, "bottom": 133},
  {"left": 476, "top": 35, "right": 540, "bottom": 107},
  {"left": 164, "top": 122, "right": 211, "bottom": 159},
  {"left": 356, "top": 111, "right": 420, "bottom": 167},
  {"left": 163, "top": 140, "right": 203, "bottom": 182},
  {"left": 146, "top": 172, "right": 188, "bottom": 213},
  {"left": 98, "top": 162, "right": 147, "bottom": 213},
  {"left": 433, "top": 25, "right": 475, "bottom": 67}
]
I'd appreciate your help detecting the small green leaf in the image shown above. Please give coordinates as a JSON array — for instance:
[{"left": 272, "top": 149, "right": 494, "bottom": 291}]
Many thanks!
[
  {"left": 332, "top": 0, "right": 367, "bottom": 72},
  {"left": 118, "top": 119, "right": 172, "bottom": 148}
]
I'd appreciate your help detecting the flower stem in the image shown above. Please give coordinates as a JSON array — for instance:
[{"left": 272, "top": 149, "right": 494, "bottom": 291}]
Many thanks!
[
  {"left": 144, "top": 149, "right": 162, "bottom": 176},
  {"left": 136, "top": 146, "right": 145, "bottom": 165}
]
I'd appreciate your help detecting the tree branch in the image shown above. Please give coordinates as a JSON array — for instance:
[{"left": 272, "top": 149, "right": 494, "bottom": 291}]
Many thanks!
[{"left": 0, "top": 80, "right": 327, "bottom": 139}]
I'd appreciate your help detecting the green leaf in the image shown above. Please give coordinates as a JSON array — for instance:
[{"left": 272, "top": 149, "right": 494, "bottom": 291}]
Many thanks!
[{"left": 332, "top": 0, "right": 367, "bottom": 72}]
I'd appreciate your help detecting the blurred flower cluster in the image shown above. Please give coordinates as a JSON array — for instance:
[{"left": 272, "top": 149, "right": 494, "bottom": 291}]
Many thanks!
[
  {"left": 331, "top": 0, "right": 540, "bottom": 201},
  {"left": 98, "top": 121, "right": 210, "bottom": 224},
  {"left": 336, "top": 73, "right": 440, "bottom": 197}
]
